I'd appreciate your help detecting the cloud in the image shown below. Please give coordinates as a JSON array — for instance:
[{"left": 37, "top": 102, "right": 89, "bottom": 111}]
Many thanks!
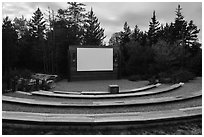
[{"left": 2, "top": 2, "right": 202, "bottom": 43}]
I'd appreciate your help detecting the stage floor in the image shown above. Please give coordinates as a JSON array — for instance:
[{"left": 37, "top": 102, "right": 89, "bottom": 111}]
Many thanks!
[{"left": 51, "top": 79, "right": 150, "bottom": 92}]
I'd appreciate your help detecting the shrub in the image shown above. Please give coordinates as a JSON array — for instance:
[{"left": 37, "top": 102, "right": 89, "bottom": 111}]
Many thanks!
[
  {"left": 128, "top": 75, "right": 142, "bottom": 81},
  {"left": 9, "top": 69, "right": 32, "bottom": 79},
  {"left": 128, "top": 74, "right": 151, "bottom": 81},
  {"left": 157, "top": 69, "right": 195, "bottom": 83},
  {"left": 152, "top": 40, "right": 187, "bottom": 73},
  {"left": 187, "top": 50, "right": 202, "bottom": 76},
  {"left": 125, "top": 41, "right": 155, "bottom": 76},
  {"left": 2, "top": 69, "right": 33, "bottom": 92},
  {"left": 171, "top": 69, "right": 195, "bottom": 83}
]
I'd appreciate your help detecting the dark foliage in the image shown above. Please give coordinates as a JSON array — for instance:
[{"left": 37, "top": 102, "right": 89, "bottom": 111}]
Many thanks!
[
  {"left": 83, "top": 8, "right": 106, "bottom": 45},
  {"left": 2, "top": 4, "right": 202, "bottom": 87},
  {"left": 148, "top": 11, "right": 160, "bottom": 45},
  {"left": 125, "top": 41, "right": 155, "bottom": 77}
]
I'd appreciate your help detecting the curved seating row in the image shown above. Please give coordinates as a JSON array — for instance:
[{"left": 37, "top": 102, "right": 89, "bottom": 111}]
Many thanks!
[
  {"left": 2, "top": 106, "right": 201, "bottom": 124},
  {"left": 2, "top": 90, "right": 201, "bottom": 107},
  {"left": 15, "top": 83, "right": 161, "bottom": 96},
  {"left": 31, "top": 83, "right": 184, "bottom": 99},
  {"left": 53, "top": 83, "right": 161, "bottom": 95}
]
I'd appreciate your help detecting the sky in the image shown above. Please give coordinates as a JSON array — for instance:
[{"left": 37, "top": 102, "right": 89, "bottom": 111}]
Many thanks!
[{"left": 2, "top": 2, "right": 202, "bottom": 44}]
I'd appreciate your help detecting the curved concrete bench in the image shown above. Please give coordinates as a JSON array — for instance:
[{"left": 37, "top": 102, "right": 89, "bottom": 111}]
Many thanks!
[
  {"left": 31, "top": 83, "right": 184, "bottom": 99},
  {"left": 2, "top": 106, "right": 201, "bottom": 124},
  {"left": 53, "top": 83, "right": 161, "bottom": 95},
  {"left": 2, "top": 90, "right": 201, "bottom": 107},
  {"left": 15, "top": 83, "right": 161, "bottom": 96}
]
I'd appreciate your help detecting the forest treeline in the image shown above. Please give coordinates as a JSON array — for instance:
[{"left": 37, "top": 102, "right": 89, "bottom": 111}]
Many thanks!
[{"left": 2, "top": 3, "right": 202, "bottom": 83}]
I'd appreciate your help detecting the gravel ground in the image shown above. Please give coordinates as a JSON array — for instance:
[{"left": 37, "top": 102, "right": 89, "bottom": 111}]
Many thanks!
[
  {"left": 2, "top": 119, "right": 202, "bottom": 135},
  {"left": 51, "top": 79, "right": 149, "bottom": 91}
]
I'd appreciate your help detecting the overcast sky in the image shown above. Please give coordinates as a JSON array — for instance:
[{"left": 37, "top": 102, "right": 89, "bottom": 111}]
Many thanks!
[{"left": 2, "top": 2, "right": 202, "bottom": 44}]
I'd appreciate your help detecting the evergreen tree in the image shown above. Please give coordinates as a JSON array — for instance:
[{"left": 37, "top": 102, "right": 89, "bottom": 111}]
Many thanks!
[
  {"left": 158, "top": 23, "right": 175, "bottom": 44},
  {"left": 28, "top": 8, "right": 47, "bottom": 72},
  {"left": 13, "top": 16, "right": 33, "bottom": 69},
  {"left": 29, "top": 8, "right": 46, "bottom": 39},
  {"left": 121, "top": 22, "right": 131, "bottom": 45},
  {"left": 83, "top": 8, "right": 106, "bottom": 45},
  {"left": 108, "top": 32, "right": 123, "bottom": 46},
  {"left": 120, "top": 22, "right": 131, "bottom": 61},
  {"left": 148, "top": 10, "right": 160, "bottom": 45},
  {"left": 13, "top": 16, "right": 28, "bottom": 39},
  {"left": 186, "top": 20, "right": 200, "bottom": 46},
  {"left": 173, "top": 5, "right": 187, "bottom": 45},
  {"left": 55, "top": 2, "right": 87, "bottom": 76},
  {"left": 120, "top": 22, "right": 131, "bottom": 76},
  {"left": 66, "top": 2, "right": 86, "bottom": 45},
  {"left": 57, "top": 2, "right": 86, "bottom": 45},
  {"left": 2, "top": 17, "right": 18, "bottom": 76},
  {"left": 44, "top": 7, "right": 57, "bottom": 74},
  {"left": 130, "top": 25, "right": 148, "bottom": 46},
  {"left": 130, "top": 25, "right": 141, "bottom": 42}
]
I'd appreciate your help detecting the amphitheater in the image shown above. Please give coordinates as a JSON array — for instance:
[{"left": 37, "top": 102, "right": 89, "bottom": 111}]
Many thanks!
[{"left": 2, "top": 77, "right": 202, "bottom": 135}]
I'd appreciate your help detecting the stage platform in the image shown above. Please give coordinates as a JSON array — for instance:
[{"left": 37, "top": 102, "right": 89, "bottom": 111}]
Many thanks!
[{"left": 51, "top": 79, "right": 150, "bottom": 92}]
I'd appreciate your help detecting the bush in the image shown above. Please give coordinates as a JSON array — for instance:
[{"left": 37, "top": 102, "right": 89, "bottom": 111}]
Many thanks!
[
  {"left": 187, "top": 50, "right": 202, "bottom": 76},
  {"left": 9, "top": 69, "right": 32, "bottom": 79},
  {"left": 125, "top": 41, "right": 155, "bottom": 76},
  {"left": 2, "top": 69, "right": 33, "bottom": 92},
  {"left": 171, "top": 69, "right": 195, "bottom": 83},
  {"left": 157, "top": 69, "right": 195, "bottom": 83},
  {"left": 128, "top": 75, "right": 142, "bottom": 81},
  {"left": 153, "top": 40, "right": 186, "bottom": 73},
  {"left": 128, "top": 74, "right": 150, "bottom": 81}
]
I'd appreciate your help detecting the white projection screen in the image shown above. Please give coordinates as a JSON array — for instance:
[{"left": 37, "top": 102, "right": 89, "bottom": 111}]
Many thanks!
[{"left": 77, "top": 48, "right": 113, "bottom": 71}]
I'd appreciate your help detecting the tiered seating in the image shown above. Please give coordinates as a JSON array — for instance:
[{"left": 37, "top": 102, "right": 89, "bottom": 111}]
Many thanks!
[
  {"left": 2, "top": 90, "right": 201, "bottom": 107},
  {"left": 2, "top": 79, "right": 202, "bottom": 126},
  {"left": 3, "top": 106, "right": 201, "bottom": 124},
  {"left": 31, "top": 83, "right": 184, "bottom": 98}
]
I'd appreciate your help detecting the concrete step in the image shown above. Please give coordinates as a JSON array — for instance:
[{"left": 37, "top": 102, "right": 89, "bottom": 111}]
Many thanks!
[{"left": 2, "top": 106, "right": 201, "bottom": 124}]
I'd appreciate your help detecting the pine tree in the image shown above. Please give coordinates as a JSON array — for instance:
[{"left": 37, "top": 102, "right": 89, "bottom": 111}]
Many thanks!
[
  {"left": 148, "top": 10, "right": 160, "bottom": 45},
  {"left": 108, "top": 32, "right": 123, "bottom": 46},
  {"left": 121, "top": 22, "right": 131, "bottom": 45},
  {"left": 83, "top": 8, "right": 106, "bottom": 45},
  {"left": 119, "top": 22, "right": 131, "bottom": 76},
  {"left": 186, "top": 20, "right": 200, "bottom": 46},
  {"left": 173, "top": 5, "right": 187, "bottom": 45},
  {"left": 55, "top": 2, "right": 87, "bottom": 75},
  {"left": 13, "top": 16, "right": 28, "bottom": 39},
  {"left": 130, "top": 25, "right": 141, "bottom": 42},
  {"left": 130, "top": 25, "right": 147, "bottom": 45},
  {"left": 28, "top": 8, "right": 47, "bottom": 72},
  {"left": 44, "top": 7, "right": 57, "bottom": 74},
  {"left": 66, "top": 2, "right": 86, "bottom": 45},
  {"left": 159, "top": 23, "right": 175, "bottom": 44},
  {"left": 120, "top": 22, "right": 131, "bottom": 61},
  {"left": 57, "top": 2, "right": 86, "bottom": 45},
  {"left": 2, "top": 17, "right": 18, "bottom": 76},
  {"left": 66, "top": 2, "right": 86, "bottom": 24},
  {"left": 29, "top": 8, "right": 46, "bottom": 39},
  {"left": 13, "top": 16, "right": 33, "bottom": 69}
]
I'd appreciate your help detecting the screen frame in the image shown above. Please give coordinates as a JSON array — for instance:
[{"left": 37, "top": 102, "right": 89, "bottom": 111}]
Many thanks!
[{"left": 76, "top": 47, "right": 114, "bottom": 72}]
